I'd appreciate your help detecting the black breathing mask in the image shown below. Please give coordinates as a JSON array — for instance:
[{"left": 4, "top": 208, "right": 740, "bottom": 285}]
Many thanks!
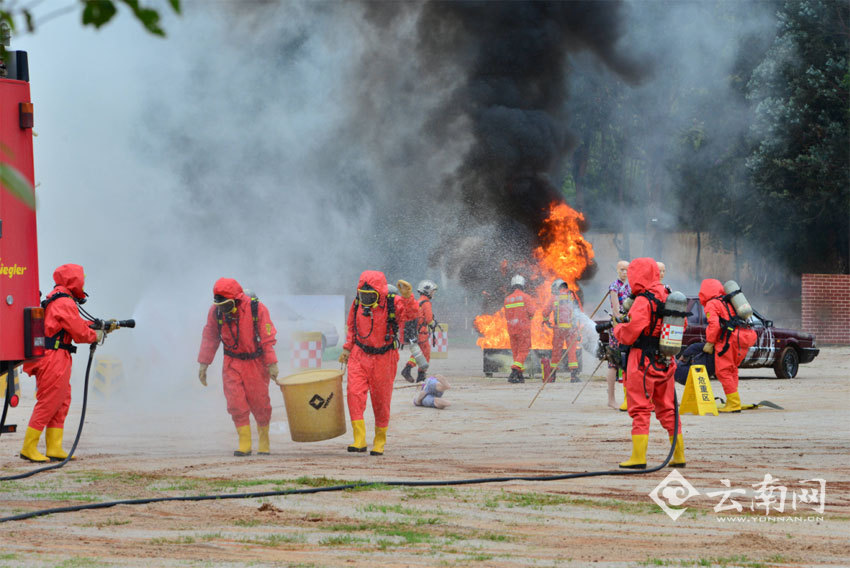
[{"left": 357, "top": 286, "right": 379, "bottom": 316}]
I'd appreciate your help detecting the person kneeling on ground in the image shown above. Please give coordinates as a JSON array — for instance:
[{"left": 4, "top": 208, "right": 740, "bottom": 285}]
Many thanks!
[
  {"left": 674, "top": 342, "right": 716, "bottom": 385},
  {"left": 413, "top": 375, "right": 450, "bottom": 409}
]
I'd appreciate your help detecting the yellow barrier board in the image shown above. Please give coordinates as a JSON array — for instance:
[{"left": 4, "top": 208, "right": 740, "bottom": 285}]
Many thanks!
[
  {"left": 93, "top": 358, "right": 125, "bottom": 397},
  {"left": 679, "top": 364, "right": 719, "bottom": 416},
  {"left": 0, "top": 370, "right": 21, "bottom": 400}
]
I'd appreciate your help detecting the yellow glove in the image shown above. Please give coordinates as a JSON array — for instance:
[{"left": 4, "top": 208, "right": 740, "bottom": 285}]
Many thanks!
[
  {"left": 702, "top": 342, "right": 715, "bottom": 354},
  {"left": 94, "top": 330, "right": 105, "bottom": 343},
  {"left": 338, "top": 348, "right": 350, "bottom": 364},
  {"left": 198, "top": 363, "right": 208, "bottom": 386},
  {"left": 397, "top": 280, "right": 413, "bottom": 298},
  {"left": 268, "top": 362, "right": 279, "bottom": 384}
]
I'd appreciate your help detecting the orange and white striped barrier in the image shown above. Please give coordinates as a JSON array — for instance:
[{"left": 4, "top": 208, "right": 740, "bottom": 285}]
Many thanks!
[
  {"left": 431, "top": 323, "right": 448, "bottom": 359},
  {"left": 291, "top": 331, "right": 323, "bottom": 369}
]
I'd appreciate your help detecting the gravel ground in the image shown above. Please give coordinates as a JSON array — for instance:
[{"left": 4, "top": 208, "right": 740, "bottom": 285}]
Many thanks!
[{"left": 0, "top": 346, "right": 847, "bottom": 567}]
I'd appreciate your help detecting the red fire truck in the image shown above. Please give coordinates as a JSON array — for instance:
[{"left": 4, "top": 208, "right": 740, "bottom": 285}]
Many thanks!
[{"left": 0, "top": 33, "right": 45, "bottom": 434}]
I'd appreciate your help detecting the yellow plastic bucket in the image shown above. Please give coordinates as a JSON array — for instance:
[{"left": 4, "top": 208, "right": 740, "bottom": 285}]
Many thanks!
[{"left": 278, "top": 369, "right": 346, "bottom": 442}]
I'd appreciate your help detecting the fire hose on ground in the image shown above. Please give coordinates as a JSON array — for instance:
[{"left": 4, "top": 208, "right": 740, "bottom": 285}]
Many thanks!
[
  {"left": 0, "top": 399, "right": 680, "bottom": 523},
  {"left": 0, "top": 339, "right": 681, "bottom": 524},
  {"left": 0, "top": 315, "right": 134, "bottom": 482}
]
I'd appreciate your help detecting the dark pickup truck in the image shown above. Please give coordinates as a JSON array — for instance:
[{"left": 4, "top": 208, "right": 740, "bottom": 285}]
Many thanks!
[{"left": 597, "top": 296, "right": 819, "bottom": 379}]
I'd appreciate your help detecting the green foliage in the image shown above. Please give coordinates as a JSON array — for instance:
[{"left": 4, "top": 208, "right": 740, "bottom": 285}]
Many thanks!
[
  {"left": 0, "top": 0, "right": 180, "bottom": 36},
  {"left": 746, "top": 0, "right": 850, "bottom": 273},
  {"left": 0, "top": 162, "right": 35, "bottom": 209}
]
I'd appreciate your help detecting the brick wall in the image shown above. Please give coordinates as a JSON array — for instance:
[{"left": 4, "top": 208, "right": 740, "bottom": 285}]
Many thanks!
[{"left": 801, "top": 274, "right": 850, "bottom": 345}]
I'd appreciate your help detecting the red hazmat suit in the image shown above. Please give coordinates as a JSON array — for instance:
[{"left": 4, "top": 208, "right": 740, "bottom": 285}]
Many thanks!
[
  {"left": 23, "top": 264, "right": 98, "bottom": 431},
  {"left": 198, "top": 278, "right": 278, "bottom": 428},
  {"left": 343, "top": 271, "right": 417, "bottom": 428},
  {"left": 504, "top": 288, "right": 535, "bottom": 372},
  {"left": 405, "top": 294, "right": 433, "bottom": 369},
  {"left": 542, "top": 290, "right": 579, "bottom": 371},
  {"left": 699, "top": 279, "right": 757, "bottom": 396},
  {"left": 613, "top": 258, "right": 681, "bottom": 437}
]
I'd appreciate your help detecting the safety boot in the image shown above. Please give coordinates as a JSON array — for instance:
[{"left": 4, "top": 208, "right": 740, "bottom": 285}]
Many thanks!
[
  {"left": 507, "top": 368, "right": 518, "bottom": 383},
  {"left": 669, "top": 434, "right": 686, "bottom": 468},
  {"left": 257, "top": 425, "right": 270, "bottom": 455},
  {"left": 718, "top": 392, "right": 742, "bottom": 413},
  {"left": 401, "top": 364, "right": 414, "bottom": 383},
  {"left": 619, "top": 384, "right": 628, "bottom": 412},
  {"left": 347, "top": 419, "right": 367, "bottom": 453},
  {"left": 570, "top": 370, "right": 581, "bottom": 383},
  {"left": 515, "top": 371, "right": 525, "bottom": 384},
  {"left": 20, "top": 427, "right": 49, "bottom": 463},
  {"left": 416, "top": 370, "right": 426, "bottom": 383},
  {"left": 45, "top": 427, "right": 74, "bottom": 461},
  {"left": 234, "top": 425, "right": 252, "bottom": 456},
  {"left": 619, "top": 434, "right": 648, "bottom": 469},
  {"left": 371, "top": 426, "right": 388, "bottom": 456}
]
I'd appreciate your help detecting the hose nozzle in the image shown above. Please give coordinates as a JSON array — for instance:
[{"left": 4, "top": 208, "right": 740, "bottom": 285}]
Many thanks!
[{"left": 90, "top": 319, "right": 136, "bottom": 330}]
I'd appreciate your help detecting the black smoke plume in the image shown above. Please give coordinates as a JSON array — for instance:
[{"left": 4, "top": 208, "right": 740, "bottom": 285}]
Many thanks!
[{"left": 362, "top": 1, "right": 647, "bottom": 299}]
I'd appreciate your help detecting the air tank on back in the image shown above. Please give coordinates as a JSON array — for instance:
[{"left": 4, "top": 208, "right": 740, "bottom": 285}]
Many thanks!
[
  {"left": 621, "top": 294, "right": 636, "bottom": 315},
  {"left": 659, "top": 291, "right": 687, "bottom": 357},
  {"left": 723, "top": 280, "right": 753, "bottom": 320}
]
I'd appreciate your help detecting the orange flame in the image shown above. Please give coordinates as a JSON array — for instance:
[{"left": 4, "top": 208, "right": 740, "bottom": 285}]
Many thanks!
[{"left": 474, "top": 202, "right": 594, "bottom": 349}]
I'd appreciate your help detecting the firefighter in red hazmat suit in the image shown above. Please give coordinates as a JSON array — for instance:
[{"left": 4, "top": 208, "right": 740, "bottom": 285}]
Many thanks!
[
  {"left": 21, "top": 264, "right": 101, "bottom": 462},
  {"left": 699, "top": 278, "right": 757, "bottom": 413},
  {"left": 505, "top": 275, "right": 535, "bottom": 384},
  {"left": 612, "top": 258, "right": 685, "bottom": 469},
  {"left": 198, "top": 278, "right": 279, "bottom": 456},
  {"left": 401, "top": 279, "right": 439, "bottom": 384},
  {"left": 542, "top": 279, "right": 581, "bottom": 383},
  {"left": 338, "top": 271, "right": 417, "bottom": 455}
]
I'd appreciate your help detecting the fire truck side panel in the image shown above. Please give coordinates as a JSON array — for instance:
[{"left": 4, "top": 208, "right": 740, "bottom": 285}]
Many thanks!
[{"left": 0, "top": 78, "right": 39, "bottom": 361}]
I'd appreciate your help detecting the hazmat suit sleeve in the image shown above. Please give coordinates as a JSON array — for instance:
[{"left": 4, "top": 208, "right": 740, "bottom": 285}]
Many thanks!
[
  {"left": 704, "top": 299, "right": 724, "bottom": 345},
  {"left": 523, "top": 291, "right": 536, "bottom": 321},
  {"left": 53, "top": 297, "right": 98, "bottom": 344},
  {"left": 342, "top": 300, "right": 357, "bottom": 352},
  {"left": 394, "top": 294, "right": 419, "bottom": 328},
  {"left": 198, "top": 305, "right": 221, "bottom": 365},
  {"left": 421, "top": 299, "right": 433, "bottom": 326},
  {"left": 612, "top": 296, "right": 652, "bottom": 346},
  {"left": 256, "top": 302, "right": 278, "bottom": 365},
  {"left": 541, "top": 298, "right": 553, "bottom": 323}
]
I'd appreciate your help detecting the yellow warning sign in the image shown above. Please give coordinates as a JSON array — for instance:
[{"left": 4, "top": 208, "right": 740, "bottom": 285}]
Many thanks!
[
  {"left": 679, "top": 364, "right": 719, "bottom": 416},
  {"left": 93, "top": 357, "right": 125, "bottom": 397}
]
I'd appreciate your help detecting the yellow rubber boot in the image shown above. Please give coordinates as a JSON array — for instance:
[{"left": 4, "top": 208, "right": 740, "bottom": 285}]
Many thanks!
[
  {"left": 669, "top": 434, "right": 686, "bottom": 468},
  {"left": 234, "top": 425, "right": 252, "bottom": 456},
  {"left": 347, "top": 419, "right": 367, "bottom": 453},
  {"left": 718, "top": 392, "right": 742, "bottom": 413},
  {"left": 20, "top": 427, "right": 49, "bottom": 463},
  {"left": 371, "top": 426, "right": 388, "bottom": 456},
  {"left": 619, "top": 384, "right": 628, "bottom": 412},
  {"left": 45, "top": 427, "right": 74, "bottom": 461},
  {"left": 619, "top": 434, "right": 648, "bottom": 469},
  {"left": 257, "top": 425, "right": 270, "bottom": 455}
]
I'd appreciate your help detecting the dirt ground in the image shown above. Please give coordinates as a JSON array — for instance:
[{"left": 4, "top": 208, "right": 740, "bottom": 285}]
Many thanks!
[{"left": 1, "top": 346, "right": 848, "bottom": 568}]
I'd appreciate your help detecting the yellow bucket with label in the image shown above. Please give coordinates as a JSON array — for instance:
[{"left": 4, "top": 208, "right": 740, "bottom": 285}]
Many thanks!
[{"left": 278, "top": 369, "right": 346, "bottom": 442}]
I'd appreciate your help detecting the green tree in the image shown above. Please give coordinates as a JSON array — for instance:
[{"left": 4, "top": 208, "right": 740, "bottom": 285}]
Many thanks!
[
  {"left": 746, "top": 0, "right": 850, "bottom": 274},
  {"left": 0, "top": 0, "right": 180, "bottom": 36}
]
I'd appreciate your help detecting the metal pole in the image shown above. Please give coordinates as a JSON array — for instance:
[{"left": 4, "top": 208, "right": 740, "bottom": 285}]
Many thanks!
[
  {"left": 589, "top": 290, "right": 611, "bottom": 320},
  {"left": 571, "top": 358, "right": 605, "bottom": 404}
]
